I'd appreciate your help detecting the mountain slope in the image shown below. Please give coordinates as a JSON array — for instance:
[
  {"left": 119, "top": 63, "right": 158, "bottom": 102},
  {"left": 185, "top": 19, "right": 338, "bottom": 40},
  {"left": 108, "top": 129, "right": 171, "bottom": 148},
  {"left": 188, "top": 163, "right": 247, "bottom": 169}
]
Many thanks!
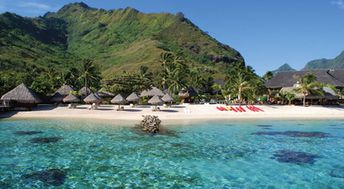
[
  {"left": 303, "top": 51, "right": 344, "bottom": 70},
  {"left": 272, "top": 63, "right": 295, "bottom": 74},
  {"left": 43, "top": 2, "right": 244, "bottom": 78}
]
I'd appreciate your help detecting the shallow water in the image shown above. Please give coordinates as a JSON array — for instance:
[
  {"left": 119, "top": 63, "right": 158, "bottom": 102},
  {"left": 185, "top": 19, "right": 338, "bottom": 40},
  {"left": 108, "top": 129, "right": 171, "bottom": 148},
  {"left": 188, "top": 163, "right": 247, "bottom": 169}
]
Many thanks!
[{"left": 0, "top": 119, "right": 344, "bottom": 188}]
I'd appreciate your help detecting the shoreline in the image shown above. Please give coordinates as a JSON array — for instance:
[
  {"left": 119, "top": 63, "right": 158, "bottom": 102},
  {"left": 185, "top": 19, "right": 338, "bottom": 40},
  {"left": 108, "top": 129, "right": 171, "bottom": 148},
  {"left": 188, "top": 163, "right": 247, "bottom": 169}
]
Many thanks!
[{"left": 1, "top": 104, "right": 344, "bottom": 125}]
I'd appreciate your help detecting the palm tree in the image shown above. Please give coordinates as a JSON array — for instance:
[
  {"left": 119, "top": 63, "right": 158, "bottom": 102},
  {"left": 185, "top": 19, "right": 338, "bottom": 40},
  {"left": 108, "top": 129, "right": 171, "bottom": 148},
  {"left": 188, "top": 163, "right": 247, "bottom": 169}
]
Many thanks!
[
  {"left": 160, "top": 52, "right": 188, "bottom": 94},
  {"left": 294, "top": 73, "right": 323, "bottom": 106},
  {"left": 230, "top": 72, "right": 252, "bottom": 105},
  {"left": 284, "top": 92, "right": 295, "bottom": 105},
  {"left": 78, "top": 59, "right": 101, "bottom": 94}
]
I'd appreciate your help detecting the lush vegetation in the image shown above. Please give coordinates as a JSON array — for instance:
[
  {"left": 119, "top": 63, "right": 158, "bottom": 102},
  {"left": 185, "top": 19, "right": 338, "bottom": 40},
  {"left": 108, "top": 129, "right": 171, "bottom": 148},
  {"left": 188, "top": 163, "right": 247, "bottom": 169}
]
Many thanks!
[
  {"left": 303, "top": 51, "right": 344, "bottom": 70},
  {"left": 0, "top": 2, "right": 245, "bottom": 98}
]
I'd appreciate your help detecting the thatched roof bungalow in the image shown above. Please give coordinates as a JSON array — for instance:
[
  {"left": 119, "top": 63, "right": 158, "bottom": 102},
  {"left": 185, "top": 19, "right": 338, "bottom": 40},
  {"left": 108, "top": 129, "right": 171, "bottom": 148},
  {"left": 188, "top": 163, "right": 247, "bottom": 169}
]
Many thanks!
[
  {"left": 79, "top": 87, "right": 92, "bottom": 97},
  {"left": 63, "top": 94, "right": 80, "bottom": 103},
  {"left": 162, "top": 93, "right": 174, "bottom": 103},
  {"left": 140, "top": 87, "right": 164, "bottom": 97},
  {"left": 1, "top": 83, "right": 41, "bottom": 105},
  {"left": 84, "top": 93, "right": 102, "bottom": 104},
  {"left": 266, "top": 70, "right": 344, "bottom": 89},
  {"left": 50, "top": 85, "right": 74, "bottom": 103},
  {"left": 126, "top": 92, "right": 140, "bottom": 102},
  {"left": 148, "top": 95, "right": 163, "bottom": 105}
]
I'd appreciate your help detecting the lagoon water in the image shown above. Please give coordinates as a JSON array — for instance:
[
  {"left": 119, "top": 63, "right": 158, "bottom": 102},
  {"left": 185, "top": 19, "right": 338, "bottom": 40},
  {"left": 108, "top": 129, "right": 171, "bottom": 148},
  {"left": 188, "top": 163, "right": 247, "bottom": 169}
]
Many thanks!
[{"left": 0, "top": 119, "right": 344, "bottom": 188}]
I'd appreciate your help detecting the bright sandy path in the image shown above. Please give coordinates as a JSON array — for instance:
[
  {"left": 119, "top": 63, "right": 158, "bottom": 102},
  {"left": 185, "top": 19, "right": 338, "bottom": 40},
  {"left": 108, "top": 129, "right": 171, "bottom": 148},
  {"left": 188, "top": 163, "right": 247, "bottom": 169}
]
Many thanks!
[{"left": 1, "top": 104, "right": 344, "bottom": 124}]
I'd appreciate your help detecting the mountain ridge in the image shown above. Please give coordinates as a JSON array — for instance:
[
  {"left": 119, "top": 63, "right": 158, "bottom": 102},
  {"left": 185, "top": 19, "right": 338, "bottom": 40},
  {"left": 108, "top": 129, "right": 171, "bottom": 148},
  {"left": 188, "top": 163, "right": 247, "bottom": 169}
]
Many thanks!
[{"left": 0, "top": 2, "right": 244, "bottom": 80}]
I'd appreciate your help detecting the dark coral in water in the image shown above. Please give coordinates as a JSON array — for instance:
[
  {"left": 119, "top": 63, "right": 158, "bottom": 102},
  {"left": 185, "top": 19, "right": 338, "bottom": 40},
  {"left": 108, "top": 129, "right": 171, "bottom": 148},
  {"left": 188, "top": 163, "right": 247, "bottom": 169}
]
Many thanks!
[
  {"left": 14, "top": 131, "right": 43, "bottom": 135},
  {"left": 329, "top": 167, "right": 344, "bottom": 178},
  {"left": 271, "top": 150, "right": 319, "bottom": 164},
  {"left": 22, "top": 169, "right": 66, "bottom": 186},
  {"left": 253, "top": 131, "right": 330, "bottom": 138},
  {"left": 256, "top": 124, "right": 273, "bottom": 128},
  {"left": 30, "top": 137, "right": 62, "bottom": 144}
]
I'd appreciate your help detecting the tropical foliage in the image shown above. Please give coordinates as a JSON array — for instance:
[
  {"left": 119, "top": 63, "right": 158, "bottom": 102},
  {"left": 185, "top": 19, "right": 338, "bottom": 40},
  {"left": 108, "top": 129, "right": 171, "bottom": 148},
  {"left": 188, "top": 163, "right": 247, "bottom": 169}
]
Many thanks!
[{"left": 293, "top": 73, "right": 323, "bottom": 106}]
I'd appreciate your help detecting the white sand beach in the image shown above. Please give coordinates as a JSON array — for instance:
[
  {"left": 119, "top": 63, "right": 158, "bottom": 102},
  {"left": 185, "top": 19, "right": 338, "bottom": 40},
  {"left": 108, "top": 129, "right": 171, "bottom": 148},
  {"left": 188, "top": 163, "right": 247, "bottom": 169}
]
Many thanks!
[{"left": 1, "top": 104, "right": 344, "bottom": 123}]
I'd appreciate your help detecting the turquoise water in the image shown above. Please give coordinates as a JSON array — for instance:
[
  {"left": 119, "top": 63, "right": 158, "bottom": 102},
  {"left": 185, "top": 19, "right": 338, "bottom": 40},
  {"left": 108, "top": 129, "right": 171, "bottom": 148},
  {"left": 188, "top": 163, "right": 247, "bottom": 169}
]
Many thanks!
[{"left": 1, "top": 119, "right": 344, "bottom": 188}]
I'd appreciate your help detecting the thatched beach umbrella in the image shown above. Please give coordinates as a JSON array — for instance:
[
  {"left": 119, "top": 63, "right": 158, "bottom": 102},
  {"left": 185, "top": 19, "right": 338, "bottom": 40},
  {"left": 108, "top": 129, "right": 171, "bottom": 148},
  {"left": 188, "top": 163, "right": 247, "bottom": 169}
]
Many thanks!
[
  {"left": 1, "top": 83, "right": 41, "bottom": 104},
  {"left": 79, "top": 87, "right": 92, "bottom": 97},
  {"left": 50, "top": 84, "right": 74, "bottom": 103},
  {"left": 162, "top": 93, "right": 174, "bottom": 103},
  {"left": 63, "top": 94, "right": 80, "bottom": 103},
  {"left": 140, "top": 87, "right": 164, "bottom": 97},
  {"left": 111, "top": 94, "right": 127, "bottom": 110},
  {"left": 96, "top": 91, "right": 114, "bottom": 98},
  {"left": 126, "top": 92, "right": 140, "bottom": 102},
  {"left": 84, "top": 93, "right": 102, "bottom": 104},
  {"left": 148, "top": 95, "right": 163, "bottom": 111}
]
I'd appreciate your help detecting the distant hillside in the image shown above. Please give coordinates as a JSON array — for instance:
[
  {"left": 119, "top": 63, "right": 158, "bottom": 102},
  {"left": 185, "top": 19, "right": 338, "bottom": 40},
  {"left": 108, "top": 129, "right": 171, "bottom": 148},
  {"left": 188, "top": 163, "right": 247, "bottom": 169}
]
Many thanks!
[
  {"left": 303, "top": 51, "right": 344, "bottom": 70},
  {"left": 272, "top": 63, "right": 295, "bottom": 74},
  {"left": 0, "top": 2, "right": 244, "bottom": 81}
]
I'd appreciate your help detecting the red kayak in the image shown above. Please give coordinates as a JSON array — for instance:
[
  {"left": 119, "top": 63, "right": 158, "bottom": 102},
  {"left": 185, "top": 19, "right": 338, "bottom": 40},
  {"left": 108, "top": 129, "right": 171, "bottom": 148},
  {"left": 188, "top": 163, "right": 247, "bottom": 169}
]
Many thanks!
[
  {"left": 235, "top": 107, "right": 242, "bottom": 112},
  {"left": 239, "top": 106, "right": 246, "bottom": 112},
  {"left": 230, "top": 107, "right": 238, "bottom": 112},
  {"left": 252, "top": 105, "right": 264, "bottom": 112},
  {"left": 246, "top": 105, "right": 256, "bottom": 112}
]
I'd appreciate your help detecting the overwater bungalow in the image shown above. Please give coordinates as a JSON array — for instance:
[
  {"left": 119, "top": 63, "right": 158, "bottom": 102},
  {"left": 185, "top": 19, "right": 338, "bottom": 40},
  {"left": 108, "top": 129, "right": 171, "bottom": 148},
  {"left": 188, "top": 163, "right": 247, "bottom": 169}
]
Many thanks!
[{"left": 0, "top": 83, "right": 41, "bottom": 110}]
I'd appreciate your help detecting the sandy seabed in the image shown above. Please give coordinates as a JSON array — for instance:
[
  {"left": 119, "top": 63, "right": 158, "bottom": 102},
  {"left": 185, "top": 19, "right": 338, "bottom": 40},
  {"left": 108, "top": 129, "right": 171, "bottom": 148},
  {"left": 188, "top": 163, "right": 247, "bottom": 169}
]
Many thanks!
[{"left": 1, "top": 104, "right": 344, "bottom": 125}]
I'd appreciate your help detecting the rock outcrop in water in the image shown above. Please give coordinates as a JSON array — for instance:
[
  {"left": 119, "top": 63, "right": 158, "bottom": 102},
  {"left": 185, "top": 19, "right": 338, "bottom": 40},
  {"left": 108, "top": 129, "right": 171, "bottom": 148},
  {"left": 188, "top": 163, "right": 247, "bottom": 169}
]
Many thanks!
[
  {"left": 22, "top": 168, "right": 66, "bottom": 186},
  {"left": 139, "top": 115, "right": 161, "bottom": 134}
]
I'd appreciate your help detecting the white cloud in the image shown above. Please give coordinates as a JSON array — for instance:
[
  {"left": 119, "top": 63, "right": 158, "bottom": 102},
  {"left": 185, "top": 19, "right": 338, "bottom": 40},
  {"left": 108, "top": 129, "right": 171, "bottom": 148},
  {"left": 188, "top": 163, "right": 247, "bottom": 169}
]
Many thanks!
[
  {"left": 332, "top": 0, "right": 344, "bottom": 9},
  {"left": 18, "top": 2, "right": 52, "bottom": 11}
]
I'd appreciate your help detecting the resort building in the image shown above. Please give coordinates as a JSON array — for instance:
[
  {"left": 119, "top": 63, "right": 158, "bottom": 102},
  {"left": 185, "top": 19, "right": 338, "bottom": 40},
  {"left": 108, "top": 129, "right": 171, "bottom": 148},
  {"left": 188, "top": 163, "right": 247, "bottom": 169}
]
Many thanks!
[{"left": 265, "top": 70, "right": 344, "bottom": 104}]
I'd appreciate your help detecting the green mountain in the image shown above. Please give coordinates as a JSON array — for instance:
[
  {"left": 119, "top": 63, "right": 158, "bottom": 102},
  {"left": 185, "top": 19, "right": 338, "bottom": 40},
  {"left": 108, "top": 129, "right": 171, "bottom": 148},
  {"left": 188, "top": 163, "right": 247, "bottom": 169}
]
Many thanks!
[
  {"left": 0, "top": 2, "right": 244, "bottom": 81},
  {"left": 272, "top": 63, "right": 296, "bottom": 74},
  {"left": 303, "top": 51, "right": 344, "bottom": 70}
]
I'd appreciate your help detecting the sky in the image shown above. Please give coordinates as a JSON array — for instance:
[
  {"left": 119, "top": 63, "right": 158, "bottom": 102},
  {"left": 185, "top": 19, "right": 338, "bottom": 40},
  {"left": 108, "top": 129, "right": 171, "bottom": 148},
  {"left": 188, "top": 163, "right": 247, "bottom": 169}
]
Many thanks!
[{"left": 0, "top": 0, "right": 343, "bottom": 75}]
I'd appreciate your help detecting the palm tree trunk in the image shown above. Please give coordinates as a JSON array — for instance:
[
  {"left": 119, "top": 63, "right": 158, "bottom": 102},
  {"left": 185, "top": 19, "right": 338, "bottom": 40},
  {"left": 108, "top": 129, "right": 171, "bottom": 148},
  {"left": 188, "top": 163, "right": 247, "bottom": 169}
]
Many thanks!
[
  {"left": 303, "top": 95, "right": 306, "bottom": 107},
  {"left": 84, "top": 76, "right": 88, "bottom": 96},
  {"left": 238, "top": 88, "right": 242, "bottom": 105}
]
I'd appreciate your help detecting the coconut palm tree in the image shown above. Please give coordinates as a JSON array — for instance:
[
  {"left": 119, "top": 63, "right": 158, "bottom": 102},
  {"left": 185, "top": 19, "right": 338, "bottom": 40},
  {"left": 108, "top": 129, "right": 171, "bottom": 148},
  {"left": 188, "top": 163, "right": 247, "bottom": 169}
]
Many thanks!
[
  {"left": 78, "top": 59, "right": 101, "bottom": 94},
  {"left": 284, "top": 92, "right": 295, "bottom": 105},
  {"left": 228, "top": 72, "right": 252, "bottom": 105},
  {"left": 294, "top": 73, "right": 323, "bottom": 106}
]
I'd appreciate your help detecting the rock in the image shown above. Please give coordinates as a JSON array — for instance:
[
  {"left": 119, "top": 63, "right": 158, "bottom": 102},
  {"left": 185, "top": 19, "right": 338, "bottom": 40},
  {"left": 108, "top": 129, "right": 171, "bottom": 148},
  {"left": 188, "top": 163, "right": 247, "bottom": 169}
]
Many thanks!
[
  {"left": 271, "top": 150, "right": 319, "bottom": 164},
  {"left": 138, "top": 115, "right": 161, "bottom": 134},
  {"left": 253, "top": 131, "right": 330, "bottom": 138},
  {"left": 22, "top": 168, "right": 66, "bottom": 186},
  {"left": 14, "top": 131, "right": 43, "bottom": 135},
  {"left": 30, "top": 137, "right": 62, "bottom": 144}
]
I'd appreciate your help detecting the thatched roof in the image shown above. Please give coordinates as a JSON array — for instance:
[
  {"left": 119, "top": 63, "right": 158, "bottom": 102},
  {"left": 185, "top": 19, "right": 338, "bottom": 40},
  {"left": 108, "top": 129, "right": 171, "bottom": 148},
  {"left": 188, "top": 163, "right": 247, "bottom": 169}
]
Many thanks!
[
  {"left": 1, "top": 83, "right": 41, "bottom": 103},
  {"left": 140, "top": 87, "right": 164, "bottom": 97},
  {"left": 84, "top": 93, "right": 102, "bottom": 103},
  {"left": 63, "top": 94, "right": 80, "bottom": 103},
  {"left": 96, "top": 91, "right": 114, "bottom": 98},
  {"left": 162, "top": 93, "right": 174, "bottom": 102},
  {"left": 111, "top": 94, "right": 127, "bottom": 104},
  {"left": 148, "top": 95, "right": 163, "bottom": 105},
  {"left": 50, "top": 85, "right": 74, "bottom": 102},
  {"left": 79, "top": 87, "right": 92, "bottom": 96},
  {"left": 266, "top": 70, "right": 344, "bottom": 89},
  {"left": 280, "top": 86, "right": 338, "bottom": 100},
  {"left": 126, "top": 92, "right": 140, "bottom": 102}
]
